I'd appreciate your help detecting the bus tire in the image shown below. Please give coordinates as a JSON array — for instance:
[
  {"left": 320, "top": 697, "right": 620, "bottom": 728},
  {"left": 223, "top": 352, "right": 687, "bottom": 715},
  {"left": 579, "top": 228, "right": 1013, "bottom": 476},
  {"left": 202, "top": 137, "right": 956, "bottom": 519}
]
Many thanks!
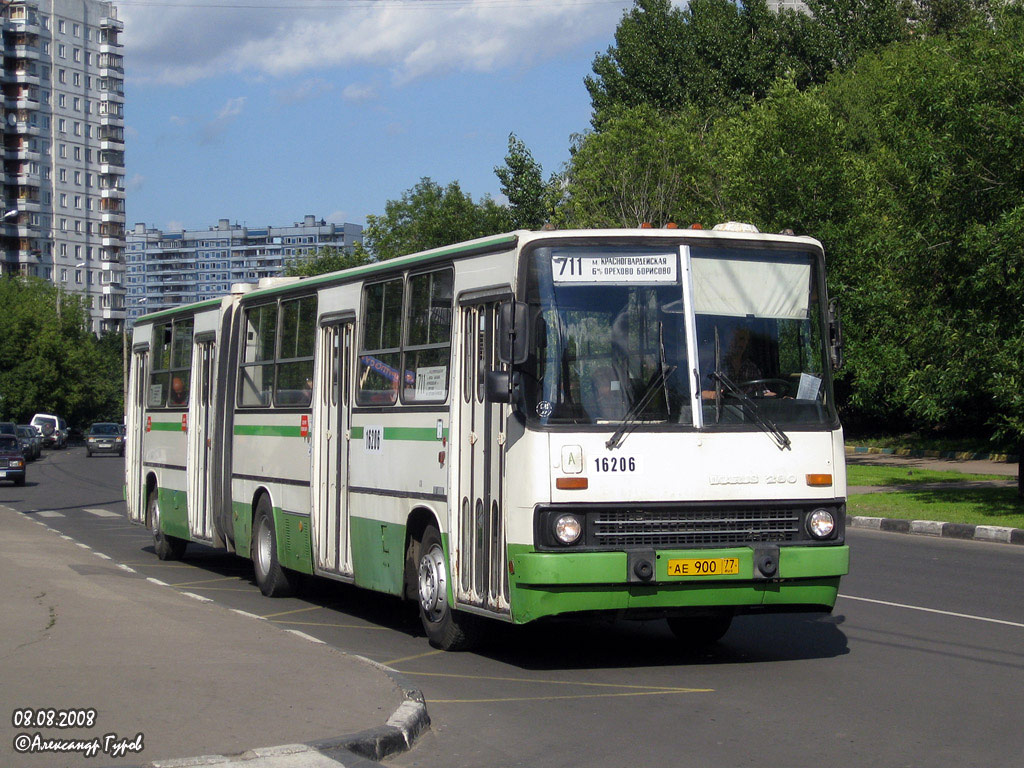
[
  {"left": 148, "top": 487, "right": 187, "bottom": 561},
  {"left": 666, "top": 611, "right": 733, "bottom": 649},
  {"left": 416, "top": 525, "right": 479, "bottom": 651},
  {"left": 251, "top": 496, "right": 294, "bottom": 597}
]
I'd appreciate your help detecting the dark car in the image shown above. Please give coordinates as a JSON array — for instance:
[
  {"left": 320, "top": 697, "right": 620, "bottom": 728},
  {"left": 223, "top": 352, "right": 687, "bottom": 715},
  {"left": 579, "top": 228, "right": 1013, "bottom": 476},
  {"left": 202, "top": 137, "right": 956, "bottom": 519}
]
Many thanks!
[
  {"left": 86, "top": 422, "right": 125, "bottom": 457},
  {"left": 0, "top": 434, "right": 27, "bottom": 485},
  {"left": 16, "top": 425, "right": 41, "bottom": 461}
]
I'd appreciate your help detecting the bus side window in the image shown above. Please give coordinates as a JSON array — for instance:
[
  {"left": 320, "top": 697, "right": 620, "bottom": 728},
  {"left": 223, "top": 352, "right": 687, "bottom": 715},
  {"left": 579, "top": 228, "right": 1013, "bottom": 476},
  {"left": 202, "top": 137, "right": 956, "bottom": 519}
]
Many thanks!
[
  {"left": 238, "top": 304, "right": 277, "bottom": 407},
  {"left": 403, "top": 269, "right": 453, "bottom": 404},
  {"left": 357, "top": 278, "right": 403, "bottom": 406}
]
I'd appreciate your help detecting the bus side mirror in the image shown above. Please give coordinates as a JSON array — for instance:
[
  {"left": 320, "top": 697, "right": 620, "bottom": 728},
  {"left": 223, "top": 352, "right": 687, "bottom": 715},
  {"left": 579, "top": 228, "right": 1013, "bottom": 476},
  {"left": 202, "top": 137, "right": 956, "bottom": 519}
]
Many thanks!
[
  {"left": 828, "top": 298, "right": 843, "bottom": 371},
  {"left": 497, "top": 301, "right": 529, "bottom": 365},
  {"left": 486, "top": 371, "right": 511, "bottom": 403}
]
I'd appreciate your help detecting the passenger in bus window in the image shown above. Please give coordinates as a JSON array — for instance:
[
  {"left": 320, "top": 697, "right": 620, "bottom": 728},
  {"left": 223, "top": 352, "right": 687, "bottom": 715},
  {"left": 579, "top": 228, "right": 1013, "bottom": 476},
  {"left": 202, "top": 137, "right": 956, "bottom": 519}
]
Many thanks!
[
  {"left": 700, "top": 325, "right": 774, "bottom": 399},
  {"left": 590, "top": 366, "right": 628, "bottom": 421},
  {"left": 169, "top": 376, "right": 188, "bottom": 405}
]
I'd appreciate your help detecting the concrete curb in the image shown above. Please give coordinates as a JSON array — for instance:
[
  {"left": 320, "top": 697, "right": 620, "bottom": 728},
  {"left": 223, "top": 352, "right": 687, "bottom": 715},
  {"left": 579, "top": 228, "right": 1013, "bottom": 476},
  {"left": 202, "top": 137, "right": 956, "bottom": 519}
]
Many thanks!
[
  {"left": 847, "top": 514, "right": 1024, "bottom": 546},
  {"left": 845, "top": 445, "right": 1019, "bottom": 464}
]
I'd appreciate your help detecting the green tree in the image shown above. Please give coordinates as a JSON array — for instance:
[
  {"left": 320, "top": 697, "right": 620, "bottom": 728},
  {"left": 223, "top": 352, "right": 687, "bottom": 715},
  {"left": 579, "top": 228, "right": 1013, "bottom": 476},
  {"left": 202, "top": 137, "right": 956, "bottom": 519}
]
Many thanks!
[
  {"left": 363, "top": 178, "right": 510, "bottom": 261},
  {"left": 557, "top": 104, "right": 724, "bottom": 228},
  {"left": 284, "top": 245, "right": 375, "bottom": 278},
  {"left": 494, "top": 133, "right": 549, "bottom": 230},
  {"left": 0, "top": 277, "right": 121, "bottom": 428}
]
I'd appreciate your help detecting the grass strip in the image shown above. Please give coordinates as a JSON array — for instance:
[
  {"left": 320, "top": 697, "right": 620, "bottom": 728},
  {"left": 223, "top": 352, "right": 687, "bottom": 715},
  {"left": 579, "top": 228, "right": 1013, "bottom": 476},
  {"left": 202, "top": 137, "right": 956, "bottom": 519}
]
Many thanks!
[
  {"left": 848, "top": 487, "right": 1024, "bottom": 529},
  {"left": 847, "top": 465, "right": 1007, "bottom": 487}
]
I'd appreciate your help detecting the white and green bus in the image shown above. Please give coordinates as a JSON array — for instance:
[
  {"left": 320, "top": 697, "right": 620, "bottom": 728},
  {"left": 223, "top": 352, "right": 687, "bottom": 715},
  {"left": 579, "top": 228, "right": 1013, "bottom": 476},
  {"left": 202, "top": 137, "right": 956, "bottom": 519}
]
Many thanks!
[{"left": 125, "top": 225, "right": 849, "bottom": 650}]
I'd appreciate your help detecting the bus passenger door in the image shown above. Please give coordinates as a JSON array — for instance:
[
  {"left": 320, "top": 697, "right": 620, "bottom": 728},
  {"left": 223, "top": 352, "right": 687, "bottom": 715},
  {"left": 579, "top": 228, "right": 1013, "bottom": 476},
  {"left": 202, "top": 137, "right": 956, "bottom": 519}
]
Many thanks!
[
  {"left": 455, "top": 302, "right": 510, "bottom": 615},
  {"left": 126, "top": 349, "right": 148, "bottom": 525},
  {"left": 187, "top": 339, "right": 215, "bottom": 541},
  {"left": 312, "top": 322, "right": 353, "bottom": 577}
]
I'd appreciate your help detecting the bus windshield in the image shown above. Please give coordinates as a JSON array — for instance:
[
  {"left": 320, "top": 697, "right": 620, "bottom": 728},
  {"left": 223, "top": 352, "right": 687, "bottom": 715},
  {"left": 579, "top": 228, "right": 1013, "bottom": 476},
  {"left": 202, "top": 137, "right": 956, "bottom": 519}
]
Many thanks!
[{"left": 522, "top": 243, "right": 834, "bottom": 430}]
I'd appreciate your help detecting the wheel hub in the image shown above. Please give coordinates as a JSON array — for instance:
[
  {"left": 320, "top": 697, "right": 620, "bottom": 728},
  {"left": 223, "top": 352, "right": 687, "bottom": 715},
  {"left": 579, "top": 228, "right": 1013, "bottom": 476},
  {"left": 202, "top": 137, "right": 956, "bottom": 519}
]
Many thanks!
[{"left": 418, "top": 544, "right": 448, "bottom": 623}]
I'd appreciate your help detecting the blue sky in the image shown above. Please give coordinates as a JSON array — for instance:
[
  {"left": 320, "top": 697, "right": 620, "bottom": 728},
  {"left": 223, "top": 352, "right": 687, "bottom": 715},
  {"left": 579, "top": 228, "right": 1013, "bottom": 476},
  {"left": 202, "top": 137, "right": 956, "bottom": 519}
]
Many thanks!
[{"left": 119, "top": 0, "right": 638, "bottom": 232}]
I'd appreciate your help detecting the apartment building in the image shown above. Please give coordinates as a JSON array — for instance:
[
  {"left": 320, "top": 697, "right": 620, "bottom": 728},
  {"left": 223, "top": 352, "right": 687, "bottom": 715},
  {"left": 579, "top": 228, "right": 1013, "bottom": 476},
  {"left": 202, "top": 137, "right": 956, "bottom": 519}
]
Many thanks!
[
  {"left": 125, "top": 216, "right": 363, "bottom": 324},
  {"left": 1, "top": 0, "right": 126, "bottom": 334},
  {"left": 766, "top": 0, "right": 810, "bottom": 11}
]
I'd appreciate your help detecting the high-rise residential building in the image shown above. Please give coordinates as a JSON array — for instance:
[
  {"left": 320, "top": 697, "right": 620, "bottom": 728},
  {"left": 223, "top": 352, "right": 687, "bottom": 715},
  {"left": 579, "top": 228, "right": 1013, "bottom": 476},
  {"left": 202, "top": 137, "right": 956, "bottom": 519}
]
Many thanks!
[
  {"left": 125, "top": 216, "right": 363, "bottom": 325},
  {"left": 1, "top": 0, "right": 126, "bottom": 335},
  {"left": 766, "top": 0, "right": 810, "bottom": 12}
]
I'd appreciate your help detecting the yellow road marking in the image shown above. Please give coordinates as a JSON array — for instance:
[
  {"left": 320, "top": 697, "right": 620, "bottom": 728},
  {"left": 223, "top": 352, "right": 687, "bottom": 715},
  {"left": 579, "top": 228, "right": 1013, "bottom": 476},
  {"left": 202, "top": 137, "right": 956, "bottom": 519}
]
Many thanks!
[
  {"left": 402, "top": 671, "right": 708, "bottom": 693},
  {"left": 429, "top": 689, "right": 712, "bottom": 704},
  {"left": 380, "top": 650, "right": 444, "bottom": 666},
  {"left": 272, "top": 620, "right": 389, "bottom": 631},
  {"left": 169, "top": 576, "right": 245, "bottom": 587},
  {"left": 260, "top": 605, "right": 331, "bottom": 619}
]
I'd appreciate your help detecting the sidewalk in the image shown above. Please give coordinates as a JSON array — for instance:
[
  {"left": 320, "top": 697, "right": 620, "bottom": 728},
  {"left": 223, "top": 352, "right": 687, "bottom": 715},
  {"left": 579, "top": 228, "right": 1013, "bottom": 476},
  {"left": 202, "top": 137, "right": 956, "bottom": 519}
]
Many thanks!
[
  {"left": 0, "top": 505, "right": 428, "bottom": 768},
  {"left": 845, "top": 446, "right": 1024, "bottom": 546}
]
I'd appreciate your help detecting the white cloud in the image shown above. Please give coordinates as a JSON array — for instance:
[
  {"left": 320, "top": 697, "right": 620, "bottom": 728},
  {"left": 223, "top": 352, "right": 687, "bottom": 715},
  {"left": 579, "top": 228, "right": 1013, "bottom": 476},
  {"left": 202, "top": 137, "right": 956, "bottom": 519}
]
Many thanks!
[
  {"left": 342, "top": 83, "right": 378, "bottom": 102},
  {"left": 277, "top": 78, "right": 335, "bottom": 105},
  {"left": 200, "top": 96, "right": 247, "bottom": 143},
  {"left": 120, "top": 1, "right": 629, "bottom": 86}
]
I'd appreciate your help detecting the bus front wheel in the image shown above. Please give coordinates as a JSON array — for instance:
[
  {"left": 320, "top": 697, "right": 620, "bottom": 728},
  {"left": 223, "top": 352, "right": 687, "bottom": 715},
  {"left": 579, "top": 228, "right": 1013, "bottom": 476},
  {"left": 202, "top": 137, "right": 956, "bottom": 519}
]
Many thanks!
[
  {"left": 416, "top": 525, "right": 479, "bottom": 651},
  {"left": 148, "top": 488, "right": 187, "bottom": 561},
  {"left": 251, "top": 496, "right": 295, "bottom": 597}
]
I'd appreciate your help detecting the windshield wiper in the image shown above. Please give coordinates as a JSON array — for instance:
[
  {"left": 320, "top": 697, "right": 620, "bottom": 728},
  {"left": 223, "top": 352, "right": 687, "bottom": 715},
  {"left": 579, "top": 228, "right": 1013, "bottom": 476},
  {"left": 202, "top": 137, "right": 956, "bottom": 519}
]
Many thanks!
[
  {"left": 710, "top": 371, "right": 791, "bottom": 451},
  {"left": 606, "top": 364, "right": 677, "bottom": 450}
]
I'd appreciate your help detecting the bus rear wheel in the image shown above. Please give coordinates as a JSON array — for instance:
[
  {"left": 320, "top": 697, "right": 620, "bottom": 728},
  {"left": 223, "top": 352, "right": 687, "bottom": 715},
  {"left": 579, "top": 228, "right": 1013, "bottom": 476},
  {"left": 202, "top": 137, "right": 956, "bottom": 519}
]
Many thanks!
[
  {"left": 666, "top": 611, "right": 733, "bottom": 649},
  {"left": 416, "top": 525, "right": 479, "bottom": 651},
  {"left": 148, "top": 487, "right": 187, "bottom": 561},
  {"left": 251, "top": 496, "right": 295, "bottom": 597}
]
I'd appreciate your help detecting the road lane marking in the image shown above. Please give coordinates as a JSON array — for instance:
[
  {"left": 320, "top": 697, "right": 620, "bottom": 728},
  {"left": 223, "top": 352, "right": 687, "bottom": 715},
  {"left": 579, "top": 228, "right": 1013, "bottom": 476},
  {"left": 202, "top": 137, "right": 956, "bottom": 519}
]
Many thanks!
[
  {"left": 404, "top": 673, "right": 713, "bottom": 704},
  {"left": 84, "top": 508, "right": 121, "bottom": 518},
  {"left": 273, "top": 620, "right": 389, "bottom": 630},
  {"left": 839, "top": 594, "right": 1024, "bottom": 628},
  {"left": 428, "top": 689, "right": 712, "bottom": 704},
  {"left": 261, "top": 605, "right": 333, "bottom": 619},
  {"left": 403, "top": 670, "right": 712, "bottom": 694},
  {"left": 36, "top": 511, "right": 64, "bottom": 518},
  {"left": 382, "top": 650, "right": 444, "bottom": 666}
]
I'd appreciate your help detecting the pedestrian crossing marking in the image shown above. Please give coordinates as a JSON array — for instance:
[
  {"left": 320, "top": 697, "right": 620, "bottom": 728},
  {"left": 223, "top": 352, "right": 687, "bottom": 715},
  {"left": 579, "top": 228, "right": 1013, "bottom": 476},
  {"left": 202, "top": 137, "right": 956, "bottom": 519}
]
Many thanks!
[{"left": 36, "top": 510, "right": 64, "bottom": 518}]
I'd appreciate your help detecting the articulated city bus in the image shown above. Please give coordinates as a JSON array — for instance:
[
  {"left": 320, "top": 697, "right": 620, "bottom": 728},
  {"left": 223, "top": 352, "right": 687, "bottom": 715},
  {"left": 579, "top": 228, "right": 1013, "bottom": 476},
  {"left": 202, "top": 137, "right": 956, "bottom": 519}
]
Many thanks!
[{"left": 125, "top": 225, "right": 848, "bottom": 650}]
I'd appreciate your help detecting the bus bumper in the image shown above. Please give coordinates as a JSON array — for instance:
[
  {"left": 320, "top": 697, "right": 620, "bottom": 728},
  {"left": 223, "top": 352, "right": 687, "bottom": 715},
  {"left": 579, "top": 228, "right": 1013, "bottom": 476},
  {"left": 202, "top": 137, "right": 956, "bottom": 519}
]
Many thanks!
[{"left": 506, "top": 545, "right": 849, "bottom": 624}]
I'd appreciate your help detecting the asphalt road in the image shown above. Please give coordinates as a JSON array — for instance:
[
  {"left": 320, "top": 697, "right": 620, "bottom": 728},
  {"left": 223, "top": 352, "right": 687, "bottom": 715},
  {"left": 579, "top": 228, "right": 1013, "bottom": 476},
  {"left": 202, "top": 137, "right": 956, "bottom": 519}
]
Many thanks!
[{"left": 3, "top": 447, "right": 1023, "bottom": 768}]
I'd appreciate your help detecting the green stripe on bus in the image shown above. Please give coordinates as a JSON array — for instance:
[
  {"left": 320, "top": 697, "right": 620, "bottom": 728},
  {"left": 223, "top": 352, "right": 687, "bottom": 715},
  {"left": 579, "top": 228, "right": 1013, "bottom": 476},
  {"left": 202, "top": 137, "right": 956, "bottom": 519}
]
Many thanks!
[
  {"left": 349, "top": 426, "right": 447, "bottom": 441},
  {"left": 233, "top": 424, "right": 304, "bottom": 437},
  {"left": 149, "top": 421, "right": 185, "bottom": 432}
]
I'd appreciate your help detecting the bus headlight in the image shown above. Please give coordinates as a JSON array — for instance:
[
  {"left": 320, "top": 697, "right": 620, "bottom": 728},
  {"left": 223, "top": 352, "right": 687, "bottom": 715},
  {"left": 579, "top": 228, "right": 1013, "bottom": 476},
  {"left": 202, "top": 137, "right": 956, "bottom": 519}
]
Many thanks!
[
  {"left": 554, "top": 514, "right": 583, "bottom": 545},
  {"left": 806, "top": 508, "right": 836, "bottom": 539}
]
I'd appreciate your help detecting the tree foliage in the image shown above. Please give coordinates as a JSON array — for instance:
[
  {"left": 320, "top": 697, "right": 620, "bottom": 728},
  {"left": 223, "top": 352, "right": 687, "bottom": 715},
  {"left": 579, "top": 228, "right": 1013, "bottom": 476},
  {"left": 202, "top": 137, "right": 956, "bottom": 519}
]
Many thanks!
[
  {"left": 363, "top": 178, "right": 510, "bottom": 261},
  {"left": 494, "top": 133, "right": 550, "bottom": 230},
  {"left": 284, "top": 245, "right": 375, "bottom": 278},
  {"left": 565, "top": 0, "right": 1024, "bottom": 446},
  {"left": 0, "top": 277, "right": 122, "bottom": 428}
]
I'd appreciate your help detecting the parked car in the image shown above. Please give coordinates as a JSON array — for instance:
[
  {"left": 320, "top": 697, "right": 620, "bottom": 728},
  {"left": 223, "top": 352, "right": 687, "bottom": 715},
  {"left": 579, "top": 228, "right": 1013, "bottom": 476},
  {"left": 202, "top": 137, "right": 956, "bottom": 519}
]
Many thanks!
[
  {"left": 85, "top": 422, "right": 125, "bottom": 457},
  {"left": 16, "top": 425, "right": 41, "bottom": 461},
  {"left": 0, "top": 434, "right": 26, "bottom": 485},
  {"left": 31, "top": 413, "right": 68, "bottom": 449},
  {"left": 0, "top": 421, "right": 16, "bottom": 437}
]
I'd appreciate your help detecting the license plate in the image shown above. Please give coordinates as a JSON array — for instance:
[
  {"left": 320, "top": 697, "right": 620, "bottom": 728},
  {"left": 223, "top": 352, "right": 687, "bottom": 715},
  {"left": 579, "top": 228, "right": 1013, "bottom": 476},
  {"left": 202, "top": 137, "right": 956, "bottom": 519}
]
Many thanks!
[{"left": 666, "top": 558, "right": 740, "bottom": 577}]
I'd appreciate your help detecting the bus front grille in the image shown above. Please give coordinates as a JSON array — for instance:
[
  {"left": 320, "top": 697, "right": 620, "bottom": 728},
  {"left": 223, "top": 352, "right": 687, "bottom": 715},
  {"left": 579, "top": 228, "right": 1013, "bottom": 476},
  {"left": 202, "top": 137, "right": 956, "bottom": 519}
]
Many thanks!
[{"left": 591, "top": 508, "right": 802, "bottom": 548}]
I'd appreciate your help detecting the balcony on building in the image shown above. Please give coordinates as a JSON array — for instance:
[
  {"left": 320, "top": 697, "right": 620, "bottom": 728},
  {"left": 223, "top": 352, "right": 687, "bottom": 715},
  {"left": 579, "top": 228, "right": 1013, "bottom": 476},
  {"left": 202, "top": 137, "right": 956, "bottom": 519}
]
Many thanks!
[
  {"left": 97, "top": 53, "right": 124, "bottom": 75},
  {"left": 98, "top": 124, "right": 124, "bottom": 149}
]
